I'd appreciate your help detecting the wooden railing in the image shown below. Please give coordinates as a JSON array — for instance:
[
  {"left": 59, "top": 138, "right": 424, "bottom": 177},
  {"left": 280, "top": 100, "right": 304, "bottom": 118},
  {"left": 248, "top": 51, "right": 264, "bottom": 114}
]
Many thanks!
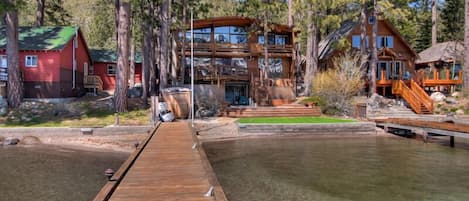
[
  {"left": 410, "top": 79, "right": 433, "bottom": 113},
  {"left": 178, "top": 42, "right": 293, "bottom": 55},
  {"left": 84, "top": 75, "right": 103, "bottom": 91},
  {"left": 392, "top": 80, "right": 433, "bottom": 114},
  {"left": 420, "top": 69, "right": 463, "bottom": 86}
]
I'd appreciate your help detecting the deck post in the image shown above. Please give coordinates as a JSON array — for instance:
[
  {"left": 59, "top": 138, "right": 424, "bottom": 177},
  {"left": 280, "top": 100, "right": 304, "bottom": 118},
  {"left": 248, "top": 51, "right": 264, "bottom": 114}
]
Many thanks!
[{"left": 450, "top": 136, "right": 455, "bottom": 147}]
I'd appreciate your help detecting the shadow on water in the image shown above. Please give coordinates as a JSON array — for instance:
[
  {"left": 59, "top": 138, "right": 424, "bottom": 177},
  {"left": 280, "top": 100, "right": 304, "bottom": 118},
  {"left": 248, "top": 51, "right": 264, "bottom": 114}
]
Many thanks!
[
  {"left": 0, "top": 145, "right": 128, "bottom": 201},
  {"left": 204, "top": 136, "right": 469, "bottom": 201}
]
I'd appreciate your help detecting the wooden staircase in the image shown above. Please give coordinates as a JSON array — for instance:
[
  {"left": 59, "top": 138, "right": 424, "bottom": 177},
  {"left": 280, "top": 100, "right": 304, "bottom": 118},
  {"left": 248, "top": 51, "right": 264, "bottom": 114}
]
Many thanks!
[
  {"left": 392, "top": 80, "right": 433, "bottom": 114},
  {"left": 84, "top": 75, "right": 104, "bottom": 92}
]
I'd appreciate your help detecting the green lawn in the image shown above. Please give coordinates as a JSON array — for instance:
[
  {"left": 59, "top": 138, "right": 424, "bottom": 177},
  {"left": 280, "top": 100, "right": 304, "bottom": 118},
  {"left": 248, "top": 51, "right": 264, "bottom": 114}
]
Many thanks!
[
  {"left": 0, "top": 109, "right": 150, "bottom": 127},
  {"left": 238, "top": 116, "right": 355, "bottom": 124}
]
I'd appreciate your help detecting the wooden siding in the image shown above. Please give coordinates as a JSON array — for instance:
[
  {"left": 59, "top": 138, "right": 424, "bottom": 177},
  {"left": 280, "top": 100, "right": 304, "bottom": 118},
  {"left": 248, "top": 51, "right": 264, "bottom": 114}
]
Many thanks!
[{"left": 93, "top": 62, "right": 142, "bottom": 90}]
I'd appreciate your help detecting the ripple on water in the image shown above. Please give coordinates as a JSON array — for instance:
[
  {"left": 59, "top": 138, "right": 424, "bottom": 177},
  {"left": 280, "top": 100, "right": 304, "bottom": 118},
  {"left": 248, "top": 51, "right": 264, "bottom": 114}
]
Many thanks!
[
  {"left": 204, "top": 136, "right": 469, "bottom": 201},
  {"left": 0, "top": 145, "right": 128, "bottom": 201}
]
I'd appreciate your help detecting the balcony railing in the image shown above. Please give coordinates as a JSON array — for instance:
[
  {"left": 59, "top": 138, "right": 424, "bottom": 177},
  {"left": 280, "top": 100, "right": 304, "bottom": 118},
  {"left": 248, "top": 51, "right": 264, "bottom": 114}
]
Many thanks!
[
  {"left": 178, "top": 42, "right": 293, "bottom": 55},
  {"left": 420, "top": 69, "right": 463, "bottom": 86}
]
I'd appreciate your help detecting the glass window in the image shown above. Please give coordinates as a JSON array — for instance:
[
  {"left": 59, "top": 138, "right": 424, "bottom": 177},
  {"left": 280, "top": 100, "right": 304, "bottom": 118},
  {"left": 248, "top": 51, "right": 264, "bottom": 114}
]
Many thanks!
[
  {"left": 0, "top": 55, "right": 6, "bottom": 68},
  {"left": 180, "top": 28, "right": 211, "bottom": 43},
  {"left": 215, "top": 26, "right": 247, "bottom": 44},
  {"left": 107, "top": 64, "right": 116, "bottom": 75},
  {"left": 386, "top": 36, "right": 394, "bottom": 48},
  {"left": 393, "top": 61, "right": 401, "bottom": 79},
  {"left": 258, "top": 58, "right": 283, "bottom": 78},
  {"left": 352, "top": 35, "right": 360, "bottom": 48},
  {"left": 25, "top": 55, "right": 38, "bottom": 67},
  {"left": 216, "top": 57, "right": 247, "bottom": 75}
]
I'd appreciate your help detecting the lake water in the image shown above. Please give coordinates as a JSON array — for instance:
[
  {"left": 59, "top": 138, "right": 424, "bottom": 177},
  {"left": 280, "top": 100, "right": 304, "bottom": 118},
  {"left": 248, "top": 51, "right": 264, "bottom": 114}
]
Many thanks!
[
  {"left": 0, "top": 145, "right": 127, "bottom": 201},
  {"left": 204, "top": 136, "right": 469, "bottom": 201}
]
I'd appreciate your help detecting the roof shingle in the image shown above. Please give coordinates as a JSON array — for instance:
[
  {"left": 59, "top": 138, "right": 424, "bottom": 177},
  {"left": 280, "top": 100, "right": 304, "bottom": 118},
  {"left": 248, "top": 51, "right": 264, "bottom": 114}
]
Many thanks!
[{"left": 0, "top": 26, "right": 76, "bottom": 51}]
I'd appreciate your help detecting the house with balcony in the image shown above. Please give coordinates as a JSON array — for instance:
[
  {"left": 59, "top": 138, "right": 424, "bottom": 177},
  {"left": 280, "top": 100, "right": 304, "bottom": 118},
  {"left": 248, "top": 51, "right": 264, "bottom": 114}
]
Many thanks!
[
  {"left": 0, "top": 26, "right": 92, "bottom": 99},
  {"left": 176, "top": 16, "right": 297, "bottom": 106},
  {"left": 415, "top": 41, "right": 463, "bottom": 93},
  {"left": 318, "top": 18, "right": 435, "bottom": 114}
]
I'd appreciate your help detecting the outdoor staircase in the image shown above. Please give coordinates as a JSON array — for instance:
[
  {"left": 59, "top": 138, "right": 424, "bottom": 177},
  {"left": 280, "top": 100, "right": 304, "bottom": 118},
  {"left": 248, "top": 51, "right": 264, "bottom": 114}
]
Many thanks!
[
  {"left": 84, "top": 75, "right": 104, "bottom": 92},
  {"left": 391, "top": 80, "right": 433, "bottom": 114}
]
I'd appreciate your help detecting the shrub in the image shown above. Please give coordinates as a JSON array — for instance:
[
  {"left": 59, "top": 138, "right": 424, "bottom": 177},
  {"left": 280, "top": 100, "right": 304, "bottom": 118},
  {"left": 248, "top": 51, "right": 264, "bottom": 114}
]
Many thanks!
[
  {"left": 312, "top": 53, "right": 365, "bottom": 115},
  {"left": 301, "top": 95, "right": 326, "bottom": 107}
]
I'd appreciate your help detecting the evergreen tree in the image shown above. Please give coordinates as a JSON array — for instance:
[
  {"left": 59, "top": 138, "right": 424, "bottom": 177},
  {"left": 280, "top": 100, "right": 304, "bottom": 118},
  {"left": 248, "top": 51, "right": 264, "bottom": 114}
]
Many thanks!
[
  {"left": 441, "top": 0, "right": 464, "bottom": 42},
  {"left": 88, "top": 0, "right": 116, "bottom": 49},
  {"left": 44, "top": 0, "right": 71, "bottom": 25}
]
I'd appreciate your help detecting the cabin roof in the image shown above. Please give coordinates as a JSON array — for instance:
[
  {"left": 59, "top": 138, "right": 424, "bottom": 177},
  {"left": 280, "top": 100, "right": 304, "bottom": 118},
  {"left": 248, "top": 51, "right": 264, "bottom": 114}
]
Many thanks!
[
  {"left": 90, "top": 49, "right": 142, "bottom": 64},
  {"left": 192, "top": 16, "right": 294, "bottom": 33},
  {"left": 416, "top": 41, "right": 463, "bottom": 64},
  {"left": 318, "top": 19, "right": 417, "bottom": 60},
  {"left": 0, "top": 26, "right": 77, "bottom": 51}
]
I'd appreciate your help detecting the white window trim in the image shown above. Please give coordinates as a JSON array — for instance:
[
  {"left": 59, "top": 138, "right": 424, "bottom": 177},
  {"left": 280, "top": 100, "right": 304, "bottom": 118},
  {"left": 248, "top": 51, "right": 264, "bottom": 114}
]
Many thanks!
[
  {"left": 0, "top": 55, "right": 7, "bottom": 68},
  {"left": 107, "top": 64, "right": 116, "bottom": 75},
  {"left": 25, "top": 55, "right": 38, "bottom": 67}
]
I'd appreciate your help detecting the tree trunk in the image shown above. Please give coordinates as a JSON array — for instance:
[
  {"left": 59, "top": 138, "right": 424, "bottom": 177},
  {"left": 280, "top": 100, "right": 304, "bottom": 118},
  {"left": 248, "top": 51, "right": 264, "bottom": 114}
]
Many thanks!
[
  {"left": 263, "top": 10, "right": 269, "bottom": 84},
  {"left": 129, "top": 31, "right": 135, "bottom": 88},
  {"left": 288, "top": 0, "right": 293, "bottom": 28},
  {"left": 304, "top": 7, "right": 314, "bottom": 97},
  {"left": 170, "top": 35, "right": 178, "bottom": 85},
  {"left": 114, "top": 2, "right": 130, "bottom": 113},
  {"left": 464, "top": 0, "right": 469, "bottom": 90},
  {"left": 159, "top": 0, "right": 169, "bottom": 91},
  {"left": 179, "top": 0, "right": 186, "bottom": 85},
  {"left": 36, "top": 0, "right": 45, "bottom": 26},
  {"left": 432, "top": 0, "right": 437, "bottom": 45},
  {"left": 360, "top": 3, "right": 368, "bottom": 68},
  {"left": 141, "top": 1, "right": 152, "bottom": 106},
  {"left": 6, "top": 0, "right": 22, "bottom": 108},
  {"left": 370, "top": 0, "right": 378, "bottom": 94}
]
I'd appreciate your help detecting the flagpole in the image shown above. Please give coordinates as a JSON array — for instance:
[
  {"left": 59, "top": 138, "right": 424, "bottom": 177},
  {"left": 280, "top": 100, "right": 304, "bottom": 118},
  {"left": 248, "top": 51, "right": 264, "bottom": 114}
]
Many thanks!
[{"left": 190, "top": 10, "right": 194, "bottom": 128}]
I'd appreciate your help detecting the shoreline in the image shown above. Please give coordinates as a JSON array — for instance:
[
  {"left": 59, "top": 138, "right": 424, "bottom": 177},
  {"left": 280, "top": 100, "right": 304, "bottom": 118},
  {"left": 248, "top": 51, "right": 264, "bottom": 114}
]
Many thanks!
[{"left": 0, "top": 126, "right": 152, "bottom": 153}]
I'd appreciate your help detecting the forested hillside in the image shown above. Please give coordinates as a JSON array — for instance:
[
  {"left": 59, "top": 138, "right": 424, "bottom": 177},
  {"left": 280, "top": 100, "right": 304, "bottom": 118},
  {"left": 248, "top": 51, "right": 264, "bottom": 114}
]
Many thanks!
[{"left": 7, "top": 0, "right": 465, "bottom": 52}]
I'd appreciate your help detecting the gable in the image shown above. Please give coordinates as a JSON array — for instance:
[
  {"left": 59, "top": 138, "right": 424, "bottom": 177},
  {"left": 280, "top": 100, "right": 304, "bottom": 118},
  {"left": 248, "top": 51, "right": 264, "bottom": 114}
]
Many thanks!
[{"left": 319, "top": 19, "right": 417, "bottom": 61}]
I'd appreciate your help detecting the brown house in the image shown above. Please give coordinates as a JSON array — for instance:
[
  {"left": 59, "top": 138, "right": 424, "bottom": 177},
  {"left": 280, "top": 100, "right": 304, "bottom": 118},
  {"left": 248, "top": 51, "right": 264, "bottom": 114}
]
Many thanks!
[
  {"left": 415, "top": 41, "right": 463, "bottom": 92},
  {"left": 176, "top": 16, "right": 297, "bottom": 106},
  {"left": 319, "top": 19, "right": 434, "bottom": 114}
]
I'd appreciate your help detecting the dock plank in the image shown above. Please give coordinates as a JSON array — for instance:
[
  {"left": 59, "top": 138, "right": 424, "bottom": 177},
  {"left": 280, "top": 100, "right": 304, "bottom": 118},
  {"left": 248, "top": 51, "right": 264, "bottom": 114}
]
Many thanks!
[{"left": 106, "top": 122, "right": 216, "bottom": 201}]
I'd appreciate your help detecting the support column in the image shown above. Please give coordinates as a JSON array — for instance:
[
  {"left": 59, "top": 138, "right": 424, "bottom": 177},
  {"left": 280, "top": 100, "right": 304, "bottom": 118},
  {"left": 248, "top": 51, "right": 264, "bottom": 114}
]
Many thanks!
[{"left": 450, "top": 136, "right": 455, "bottom": 147}]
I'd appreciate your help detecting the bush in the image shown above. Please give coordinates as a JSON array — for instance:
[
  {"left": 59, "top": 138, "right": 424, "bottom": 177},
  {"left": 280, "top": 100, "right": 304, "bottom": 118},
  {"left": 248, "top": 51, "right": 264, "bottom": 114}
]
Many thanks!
[
  {"left": 311, "top": 53, "right": 365, "bottom": 115},
  {"left": 301, "top": 96, "right": 326, "bottom": 107}
]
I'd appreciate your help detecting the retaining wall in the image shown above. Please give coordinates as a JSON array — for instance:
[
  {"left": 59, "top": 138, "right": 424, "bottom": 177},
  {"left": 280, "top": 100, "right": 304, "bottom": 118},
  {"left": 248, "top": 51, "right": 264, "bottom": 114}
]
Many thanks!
[{"left": 238, "top": 122, "right": 376, "bottom": 136}]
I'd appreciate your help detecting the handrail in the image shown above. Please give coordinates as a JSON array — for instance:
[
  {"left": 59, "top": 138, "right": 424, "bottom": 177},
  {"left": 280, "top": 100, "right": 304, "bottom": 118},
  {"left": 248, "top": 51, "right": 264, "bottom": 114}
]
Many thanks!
[
  {"left": 410, "top": 79, "right": 433, "bottom": 113},
  {"left": 85, "top": 75, "right": 104, "bottom": 91},
  {"left": 399, "top": 80, "right": 422, "bottom": 114}
]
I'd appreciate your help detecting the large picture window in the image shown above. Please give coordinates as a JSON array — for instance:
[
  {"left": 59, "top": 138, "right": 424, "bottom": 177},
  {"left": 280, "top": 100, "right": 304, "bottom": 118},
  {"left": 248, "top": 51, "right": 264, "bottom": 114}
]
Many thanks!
[
  {"left": 258, "top": 58, "right": 283, "bottom": 78},
  {"left": 214, "top": 26, "right": 247, "bottom": 44},
  {"left": 259, "top": 33, "right": 290, "bottom": 45},
  {"left": 179, "top": 28, "right": 211, "bottom": 43},
  {"left": 25, "top": 55, "right": 38, "bottom": 67}
]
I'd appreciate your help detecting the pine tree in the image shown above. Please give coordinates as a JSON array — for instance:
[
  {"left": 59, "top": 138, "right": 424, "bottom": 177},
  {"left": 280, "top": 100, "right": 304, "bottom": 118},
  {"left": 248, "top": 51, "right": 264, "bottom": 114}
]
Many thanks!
[
  {"left": 44, "top": 0, "right": 71, "bottom": 25},
  {"left": 441, "top": 0, "right": 464, "bottom": 42},
  {"left": 4, "top": 0, "right": 23, "bottom": 108},
  {"left": 114, "top": 1, "right": 131, "bottom": 112}
]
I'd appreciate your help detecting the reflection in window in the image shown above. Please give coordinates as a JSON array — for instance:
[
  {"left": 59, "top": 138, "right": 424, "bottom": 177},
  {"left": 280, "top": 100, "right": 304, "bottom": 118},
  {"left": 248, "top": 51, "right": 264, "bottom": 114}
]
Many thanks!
[
  {"left": 215, "top": 57, "right": 247, "bottom": 75},
  {"left": 258, "top": 58, "right": 283, "bottom": 78},
  {"left": 179, "top": 28, "right": 211, "bottom": 43},
  {"left": 259, "top": 34, "right": 289, "bottom": 45},
  {"left": 214, "top": 26, "right": 247, "bottom": 44},
  {"left": 0, "top": 55, "right": 6, "bottom": 68}
]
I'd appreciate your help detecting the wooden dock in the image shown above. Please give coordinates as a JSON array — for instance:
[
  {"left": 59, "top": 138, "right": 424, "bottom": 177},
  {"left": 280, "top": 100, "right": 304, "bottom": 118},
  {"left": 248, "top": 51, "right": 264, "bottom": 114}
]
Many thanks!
[
  {"left": 93, "top": 122, "right": 227, "bottom": 201},
  {"left": 375, "top": 118, "right": 469, "bottom": 147}
]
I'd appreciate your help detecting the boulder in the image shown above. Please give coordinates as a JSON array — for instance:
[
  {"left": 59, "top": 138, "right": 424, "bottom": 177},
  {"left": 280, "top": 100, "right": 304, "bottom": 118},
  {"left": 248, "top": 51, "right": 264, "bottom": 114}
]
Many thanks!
[
  {"left": 456, "top": 109, "right": 465, "bottom": 115},
  {"left": 20, "top": 136, "right": 42, "bottom": 145},
  {"left": 430, "top": 92, "right": 446, "bottom": 102},
  {"left": 128, "top": 86, "right": 142, "bottom": 98},
  {"left": 3, "top": 137, "right": 20, "bottom": 145},
  {"left": 452, "top": 91, "right": 462, "bottom": 98},
  {"left": 445, "top": 97, "right": 459, "bottom": 104}
]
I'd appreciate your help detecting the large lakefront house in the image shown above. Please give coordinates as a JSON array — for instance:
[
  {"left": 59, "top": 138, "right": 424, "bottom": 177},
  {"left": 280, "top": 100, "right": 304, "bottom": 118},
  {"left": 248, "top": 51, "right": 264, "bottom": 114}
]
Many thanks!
[
  {"left": 176, "top": 16, "right": 297, "bottom": 106},
  {"left": 0, "top": 26, "right": 92, "bottom": 98},
  {"left": 318, "top": 18, "right": 438, "bottom": 114}
]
